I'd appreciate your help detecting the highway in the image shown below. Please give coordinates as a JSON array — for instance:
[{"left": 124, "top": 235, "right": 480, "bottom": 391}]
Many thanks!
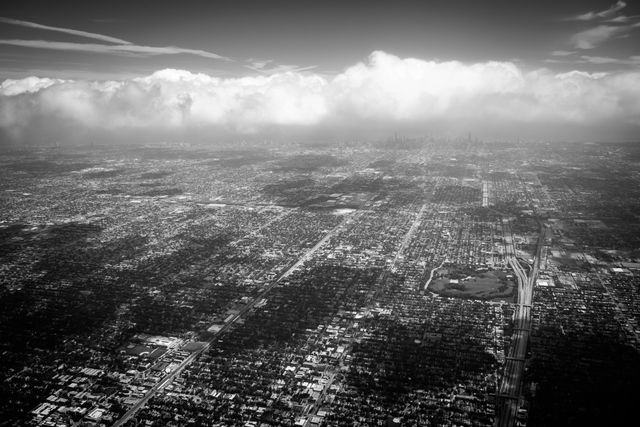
[
  {"left": 112, "top": 214, "right": 355, "bottom": 427},
  {"left": 495, "top": 221, "right": 547, "bottom": 427}
]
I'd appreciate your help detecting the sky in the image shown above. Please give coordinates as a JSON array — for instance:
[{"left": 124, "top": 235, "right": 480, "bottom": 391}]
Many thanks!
[{"left": 0, "top": 0, "right": 639, "bottom": 144}]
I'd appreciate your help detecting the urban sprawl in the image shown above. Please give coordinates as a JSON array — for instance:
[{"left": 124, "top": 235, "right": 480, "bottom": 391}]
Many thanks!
[{"left": 1, "top": 139, "right": 639, "bottom": 427}]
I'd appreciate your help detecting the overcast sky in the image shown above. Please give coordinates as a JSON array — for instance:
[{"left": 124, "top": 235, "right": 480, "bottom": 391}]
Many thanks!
[{"left": 1, "top": 0, "right": 639, "bottom": 144}]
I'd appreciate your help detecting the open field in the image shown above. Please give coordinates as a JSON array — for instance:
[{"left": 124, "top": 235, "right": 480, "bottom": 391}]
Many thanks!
[{"left": 431, "top": 268, "right": 516, "bottom": 301}]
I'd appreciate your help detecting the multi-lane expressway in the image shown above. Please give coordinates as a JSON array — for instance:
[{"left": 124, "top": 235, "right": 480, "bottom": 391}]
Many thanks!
[{"left": 495, "top": 221, "right": 548, "bottom": 427}]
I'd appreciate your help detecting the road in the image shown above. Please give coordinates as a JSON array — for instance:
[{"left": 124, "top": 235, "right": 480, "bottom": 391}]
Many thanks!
[
  {"left": 391, "top": 203, "right": 427, "bottom": 271},
  {"left": 304, "top": 207, "right": 431, "bottom": 423},
  {"left": 495, "top": 221, "right": 547, "bottom": 427},
  {"left": 112, "top": 213, "right": 355, "bottom": 427}
]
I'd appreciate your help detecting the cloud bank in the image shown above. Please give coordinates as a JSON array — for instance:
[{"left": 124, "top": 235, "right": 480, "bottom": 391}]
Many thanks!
[{"left": 1, "top": 51, "right": 639, "bottom": 144}]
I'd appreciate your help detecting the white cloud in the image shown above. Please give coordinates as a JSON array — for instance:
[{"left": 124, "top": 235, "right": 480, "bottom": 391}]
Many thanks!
[
  {"left": 579, "top": 55, "right": 640, "bottom": 65},
  {"left": 328, "top": 52, "right": 525, "bottom": 121},
  {"left": 1, "top": 51, "right": 639, "bottom": 143},
  {"left": 571, "top": 25, "right": 618, "bottom": 49},
  {"left": 572, "top": 1, "right": 627, "bottom": 21},
  {"left": 0, "top": 76, "right": 63, "bottom": 95},
  {"left": 551, "top": 50, "right": 576, "bottom": 56},
  {"left": 566, "top": 0, "right": 640, "bottom": 50},
  {"left": 0, "top": 16, "right": 231, "bottom": 62},
  {"left": 0, "top": 39, "right": 231, "bottom": 60},
  {"left": 245, "top": 61, "right": 319, "bottom": 75},
  {"left": 566, "top": 2, "right": 640, "bottom": 51},
  {"left": 606, "top": 14, "right": 640, "bottom": 23},
  {"left": 0, "top": 16, "right": 132, "bottom": 44},
  {"left": 570, "top": 22, "right": 640, "bottom": 49}
]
